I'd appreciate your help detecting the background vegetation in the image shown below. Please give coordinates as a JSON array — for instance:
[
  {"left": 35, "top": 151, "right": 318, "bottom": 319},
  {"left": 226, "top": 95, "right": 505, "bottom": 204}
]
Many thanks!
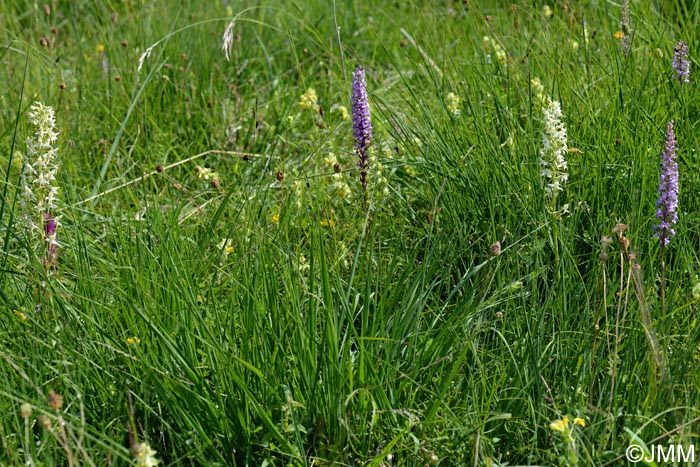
[{"left": 0, "top": 0, "right": 698, "bottom": 465}]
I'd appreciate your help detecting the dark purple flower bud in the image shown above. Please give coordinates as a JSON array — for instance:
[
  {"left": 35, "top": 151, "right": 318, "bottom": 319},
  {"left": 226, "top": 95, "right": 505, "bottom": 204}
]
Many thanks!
[
  {"left": 44, "top": 214, "right": 58, "bottom": 263},
  {"left": 351, "top": 65, "right": 372, "bottom": 192},
  {"left": 44, "top": 215, "right": 56, "bottom": 237},
  {"left": 672, "top": 41, "right": 690, "bottom": 84},
  {"left": 654, "top": 121, "right": 679, "bottom": 247}
]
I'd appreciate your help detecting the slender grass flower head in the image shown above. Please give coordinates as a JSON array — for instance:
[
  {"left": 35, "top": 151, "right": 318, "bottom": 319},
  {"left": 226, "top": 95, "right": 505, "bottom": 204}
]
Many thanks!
[
  {"left": 673, "top": 40, "right": 690, "bottom": 84},
  {"left": 351, "top": 65, "right": 372, "bottom": 191},
  {"left": 654, "top": 120, "right": 679, "bottom": 247},
  {"left": 222, "top": 19, "right": 236, "bottom": 61}
]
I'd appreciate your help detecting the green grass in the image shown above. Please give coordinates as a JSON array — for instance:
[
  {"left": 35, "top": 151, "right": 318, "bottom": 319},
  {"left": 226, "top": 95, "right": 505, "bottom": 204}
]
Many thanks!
[{"left": 1, "top": 1, "right": 699, "bottom": 466}]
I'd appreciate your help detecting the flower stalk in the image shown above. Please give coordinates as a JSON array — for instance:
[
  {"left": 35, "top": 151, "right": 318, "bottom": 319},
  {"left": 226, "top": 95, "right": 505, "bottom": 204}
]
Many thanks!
[
  {"left": 20, "top": 102, "right": 61, "bottom": 269},
  {"left": 655, "top": 120, "right": 679, "bottom": 314}
]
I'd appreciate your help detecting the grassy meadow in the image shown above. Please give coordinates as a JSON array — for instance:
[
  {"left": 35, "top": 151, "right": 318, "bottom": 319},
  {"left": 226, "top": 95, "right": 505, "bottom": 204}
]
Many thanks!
[{"left": 1, "top": 0, "right": 699, "bottom": 465}]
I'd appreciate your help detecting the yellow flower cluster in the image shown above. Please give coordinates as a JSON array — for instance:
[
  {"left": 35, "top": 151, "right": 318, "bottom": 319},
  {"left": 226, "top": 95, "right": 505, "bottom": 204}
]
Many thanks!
[
  {"left": 531, "top": 78, "right": 547, "bottom": 110},
  {"left": 299, "top": 88, "right": 318, "bottom": 111},
  {"left": 483, "top": 36, "right": 507, "bottom": 64},
  {"left": 133, "top": 442, "right": 160, "bottom": 467},
  {"left": 196, "top": 166, "right": 220, "bottom": 182},
  {"left": 323, "top": 153, "right": 351, "bottom": 199},
  {"left": 127, "top": 336, "right": 140, "bottom": 345},
  {"left": 550, "top": 415, "right": 585, "bottom": 433},
  {"left": 446, "top": 92, "right": 461, "bottom": 117}
]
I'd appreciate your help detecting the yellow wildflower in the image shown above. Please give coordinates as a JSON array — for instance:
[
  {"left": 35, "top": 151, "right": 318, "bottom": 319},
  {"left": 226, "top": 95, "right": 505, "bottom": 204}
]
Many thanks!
[
  {"left": 573, "top": 417, "right": 586, "bottom": 427},
  {"left": 13, "top": 309, "right": 26, "bottom": 320},
  {"left": 549, "top": 416, "right": 569, "bottom": 433},
  {"left": 196, "top": 166, "right": 219, "bottom": 181},
  {"left": 483, "top": 36, "right": 507, "bottom": 64},
  {"left": 299, "top": 88, "right": 318, "bottom": 110},
  {"left": 218, "top": 238, "right": 234, "bottom": 255},
  {"left": 133, "top": 442, "right": 160, "bottom": 467},
  {"left": 127, "top": 337, "right": 140, "bottom": 345},
  {"left": 320, "top": 218, "right": 336, "bottom": 228},
  {"left": 692, "top": 278, "right": 700, "bottom": 300},
  {"left": 271, "top": 213, "right": 280, "bottom": 224},
  {"left": 446, "top": 92, "right": 461, "bottom": 117},
  {"left": 96, "top": 44, "right": 105, "bottom": 53},
  {"left": 614, "top": 31, "right": 625, "bottom": 40},
  {"left": 543, "top": 5, "right": 553, "bottom": 18},
  {"left": 331, "top": 104, "right": 349, "bottom": 120},
  {"left": 531, "top": 77, "right": 547, "bottom": 109}
]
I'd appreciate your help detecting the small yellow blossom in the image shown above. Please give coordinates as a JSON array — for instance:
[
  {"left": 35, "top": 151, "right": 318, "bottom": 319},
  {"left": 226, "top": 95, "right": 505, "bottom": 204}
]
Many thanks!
[
  {"left": 614, "top": 31, "right": 625, "bottom": 40},
  {"left": 693, "top": 278, "right": 700, "bottom": 300},
  {"left": 271, "top": 213, "right": 280, "bottom": 224},
  {"left": 96, "top": 44, "right": 105, "bottom": 53},
  {"left": 324, "top": 153, "right": 338, "bottom": 167},
  {"left": 218, "top": 238, "right": 234, "bottom": 255},
  {"left": 196, "top": 166, "right": 219, "bottom": 181},
  {"left": 531, "top": 77, "right": 547, "bottom": 109},
  {"left": 550, "top": 415, "right": 586, "bottom": 433},
  {"left": 127, "top": 337, "right": 140, "bottom": 345},
  {"left": 13, "top": 309, "right": 26, "bottom": 320},
  {"left": 543, "top": 5, "right": 553, "bottom": 18},
  {"left": 483, "top": 36, "right": 507, "bottom": 64},
  {"left": 549, "top": 416, "right": 569, "bottom": 433},
  {"left": 133, "top": 442, "right": 160, "bottom": 467},
  {"left": 320, "top": 218, "right": 336, "bottom": 228},
  {"left": 331, "top": 104, "right": 349, "bottom": 120},
  {"left": 446, "top": 92, "right": 461, "bottom": 117},
  {"left": 332, "top": 181, "right": 351, "bottom": 198},
  {"left": 299, "top": 88, "right": 318, "bottom": 111}
]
